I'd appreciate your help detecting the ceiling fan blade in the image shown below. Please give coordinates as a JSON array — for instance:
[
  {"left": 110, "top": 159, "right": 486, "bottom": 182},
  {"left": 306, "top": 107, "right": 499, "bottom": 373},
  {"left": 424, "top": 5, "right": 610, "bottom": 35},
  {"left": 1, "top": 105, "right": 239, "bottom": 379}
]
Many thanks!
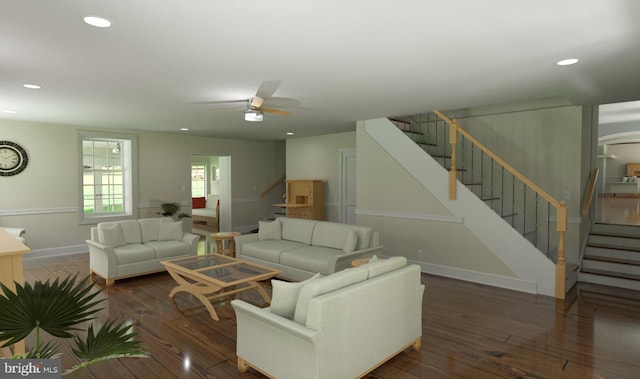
[
  {"left": 261, "top": 107, "right": 291, "bottom": 116},
  {"left": 255, "top": 80, "right": 281, "bottom": 100},
  {"left": 192, "top": 99, "right": 247, "bottom": 105},
  {"left": 250, "top": 96, "right": 264, "bottom": 108}
]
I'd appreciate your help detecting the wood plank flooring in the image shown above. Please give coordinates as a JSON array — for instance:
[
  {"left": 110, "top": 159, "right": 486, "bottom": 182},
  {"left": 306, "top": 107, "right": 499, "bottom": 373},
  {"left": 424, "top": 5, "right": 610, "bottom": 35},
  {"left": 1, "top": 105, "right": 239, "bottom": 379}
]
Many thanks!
[{"left": 19, "top": 253, "right": 640, "bottom": 379}]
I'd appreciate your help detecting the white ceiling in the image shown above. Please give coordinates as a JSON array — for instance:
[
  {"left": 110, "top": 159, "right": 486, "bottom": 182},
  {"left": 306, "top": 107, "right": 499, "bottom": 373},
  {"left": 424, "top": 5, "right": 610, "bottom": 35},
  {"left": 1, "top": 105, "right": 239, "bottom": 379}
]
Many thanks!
[{"left": 2, "top": 1, "right": 640, "bottom": 141}]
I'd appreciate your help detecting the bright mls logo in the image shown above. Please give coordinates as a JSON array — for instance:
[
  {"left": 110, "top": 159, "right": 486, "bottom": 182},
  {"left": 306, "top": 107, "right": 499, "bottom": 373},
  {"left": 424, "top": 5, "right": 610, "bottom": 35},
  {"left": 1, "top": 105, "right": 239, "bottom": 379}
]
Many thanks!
[{"left": 1, "top": 359, "right": 61, "bottom": 378}]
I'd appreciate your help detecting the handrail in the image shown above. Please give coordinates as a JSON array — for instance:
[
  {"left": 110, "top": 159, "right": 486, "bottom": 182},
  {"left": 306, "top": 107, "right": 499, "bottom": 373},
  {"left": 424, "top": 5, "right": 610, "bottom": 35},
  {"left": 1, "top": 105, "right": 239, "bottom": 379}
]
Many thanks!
[
  {"left": 260, "top": 174, "right": 286, "bottom": 198},
  {"left": 433, "top": 110, "right": 568, "bottom": 299},
  {"left": 582, "top": 168, "right": 599, "bottom": 216},
  {"left": 434, "top": 110, "right": 559, "bottom": 207}
]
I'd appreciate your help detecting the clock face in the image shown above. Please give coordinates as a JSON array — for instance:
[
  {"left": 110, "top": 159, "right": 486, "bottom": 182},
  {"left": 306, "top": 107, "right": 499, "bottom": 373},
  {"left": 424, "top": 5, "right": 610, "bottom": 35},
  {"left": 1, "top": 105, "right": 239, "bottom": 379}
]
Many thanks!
[{"left": 0, "top": 141, "right": 28, "bottom": 176}]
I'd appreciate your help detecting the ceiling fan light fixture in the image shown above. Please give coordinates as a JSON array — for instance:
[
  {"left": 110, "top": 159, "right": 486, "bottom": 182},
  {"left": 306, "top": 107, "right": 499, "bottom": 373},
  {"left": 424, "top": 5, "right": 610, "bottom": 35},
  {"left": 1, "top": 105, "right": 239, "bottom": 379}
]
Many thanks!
[{"left": 244, "top": 109, "right": 264, "bottom": 122}]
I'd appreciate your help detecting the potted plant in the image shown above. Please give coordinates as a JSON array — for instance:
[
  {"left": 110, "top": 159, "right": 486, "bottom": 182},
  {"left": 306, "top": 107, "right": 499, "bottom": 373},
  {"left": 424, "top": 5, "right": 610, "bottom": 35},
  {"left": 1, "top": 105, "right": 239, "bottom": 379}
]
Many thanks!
[{"left": 0, "top": 274, "right": 147, "bottom": 376}]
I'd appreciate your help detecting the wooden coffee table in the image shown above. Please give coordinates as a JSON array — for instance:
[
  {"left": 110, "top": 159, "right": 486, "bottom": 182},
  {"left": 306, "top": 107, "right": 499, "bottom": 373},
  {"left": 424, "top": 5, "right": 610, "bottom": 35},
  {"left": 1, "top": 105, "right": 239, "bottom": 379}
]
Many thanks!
[{"left": 161, "top": 254, "right": 281, "bottom": 321}]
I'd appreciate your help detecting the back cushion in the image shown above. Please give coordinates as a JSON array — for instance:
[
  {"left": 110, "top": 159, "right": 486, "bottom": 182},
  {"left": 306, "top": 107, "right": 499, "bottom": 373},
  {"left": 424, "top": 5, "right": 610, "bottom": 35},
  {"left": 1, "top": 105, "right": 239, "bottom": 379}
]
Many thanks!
[
  {"left": 258, "top": 220, "right": 281, "bottom": 241},
  {"left": 207, "top": 194, "right": 220, "bottom": 209},
  {"left": 293, "top": 267, "right": 368, "bottom": 325},
  {"left": 192, "top": 197, "right": 206, "bottom": 209},
  {"left": 139, "top": 218, "right": 161, "bottom": 242},
  {"left": 349, "top": 225, "right": 373, "bottom": 250},
  {"left": 119, "top": 220, "right": 142, "bottom": 244},
  {"left": 158, "top": 220, "right": 183, "bottom": 241},
  {"left": 281, "top": 218, "right": 316, "bottom": 245},
  {"left": 97, "top": 222, "right": 126, "bottom": 248},
  {"left": 362, "top": 256, "right": 407, "bottom": 278},
  {"left": 311, "top": 222, "right": 357, "bottom": 252}
]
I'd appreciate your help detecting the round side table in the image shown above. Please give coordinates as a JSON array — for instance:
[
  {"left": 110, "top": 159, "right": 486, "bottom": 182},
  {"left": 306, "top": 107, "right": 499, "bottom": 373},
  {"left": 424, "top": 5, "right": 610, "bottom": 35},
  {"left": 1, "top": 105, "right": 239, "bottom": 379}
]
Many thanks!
[{"left": 211, "top": 232, "right": 241, "bottom": 257}]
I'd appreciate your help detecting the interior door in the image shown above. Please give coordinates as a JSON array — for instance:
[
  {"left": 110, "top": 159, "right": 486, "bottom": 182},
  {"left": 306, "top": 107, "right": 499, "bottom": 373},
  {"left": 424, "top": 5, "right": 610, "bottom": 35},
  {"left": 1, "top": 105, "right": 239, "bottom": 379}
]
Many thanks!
[{"left": 340, "top": 149, "right": 356, "bottom": 224}]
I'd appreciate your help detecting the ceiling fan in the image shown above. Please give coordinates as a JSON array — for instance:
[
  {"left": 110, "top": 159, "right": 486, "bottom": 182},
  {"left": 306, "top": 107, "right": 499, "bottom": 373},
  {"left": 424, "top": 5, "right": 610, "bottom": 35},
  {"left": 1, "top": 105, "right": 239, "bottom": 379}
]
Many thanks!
[{"left": 199, "top": 81, "right": 293, "bottom": 122}]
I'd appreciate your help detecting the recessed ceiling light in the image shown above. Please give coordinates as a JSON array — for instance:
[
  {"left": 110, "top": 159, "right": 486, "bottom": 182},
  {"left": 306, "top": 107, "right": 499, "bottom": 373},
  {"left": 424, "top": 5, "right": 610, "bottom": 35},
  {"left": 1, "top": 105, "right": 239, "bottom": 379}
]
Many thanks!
[
  {"left": 2, "top": 110, "right": 17, "bottom": 114},
  {"left": 83, "top": 16, "right": 112, "bottom": 28},
  {"left": 180, "top": 128, "right": 189, "bottom": 131},
  {"left": 23, "top": 84, "right": 41, "bottom": 89},
  {"left": 286, "top": 132, "right": 295, "bottom": 136},
  {"left": 557, "top": 58, "right": 579, "bottom": 66}
]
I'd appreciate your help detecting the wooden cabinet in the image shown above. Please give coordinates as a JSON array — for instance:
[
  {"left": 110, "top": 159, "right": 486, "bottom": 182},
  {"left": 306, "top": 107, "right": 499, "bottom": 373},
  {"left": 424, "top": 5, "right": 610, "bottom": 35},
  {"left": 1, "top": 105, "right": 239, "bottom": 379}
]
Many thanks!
[
  {"left": 627, "top": 163, "right": 640, "bottom": 176},
  {"left": 273, "top": 180, "right": 326, "bottom": 220}
]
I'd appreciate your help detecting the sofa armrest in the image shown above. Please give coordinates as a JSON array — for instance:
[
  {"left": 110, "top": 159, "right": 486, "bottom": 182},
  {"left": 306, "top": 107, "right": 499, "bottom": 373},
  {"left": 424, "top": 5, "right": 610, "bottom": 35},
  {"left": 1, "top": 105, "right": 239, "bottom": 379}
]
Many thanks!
[
  {"left": 232, "top": 299, "right": 319, "bottom": 342},
  {"left": 234, "top": 233, "right": 259, "bottom": 256},
  {"left": 182, "top": 232, "right": 199, "bottom": 254},
  {"left": 331, "top": 245, "right": 384, "bottom": 273},
  {"left": 85, "top": 239, "right": 117, "bottom": 278}
]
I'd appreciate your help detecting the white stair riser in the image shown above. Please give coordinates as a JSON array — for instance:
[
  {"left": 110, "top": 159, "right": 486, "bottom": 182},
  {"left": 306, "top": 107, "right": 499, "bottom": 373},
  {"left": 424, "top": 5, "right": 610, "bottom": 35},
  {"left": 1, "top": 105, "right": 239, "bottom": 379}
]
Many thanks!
[
  {"left": 588, "top": 235, "right": 640, "bottom": 249},
  {"left": 578, "top": 273, "right": 640, "bottom": 292},
  {"left": 582, "top": 259, "right": 640, "bottom": 276},
  {"left": 585, "top": 246, "right": 640, "bottom": 262}
]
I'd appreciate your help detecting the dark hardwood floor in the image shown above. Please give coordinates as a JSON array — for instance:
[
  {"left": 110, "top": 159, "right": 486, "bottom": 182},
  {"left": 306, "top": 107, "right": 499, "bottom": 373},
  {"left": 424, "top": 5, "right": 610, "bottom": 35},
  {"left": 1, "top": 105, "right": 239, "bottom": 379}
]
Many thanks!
[{"left": 19, "top": 253, "right": 640, "bottom": 379}]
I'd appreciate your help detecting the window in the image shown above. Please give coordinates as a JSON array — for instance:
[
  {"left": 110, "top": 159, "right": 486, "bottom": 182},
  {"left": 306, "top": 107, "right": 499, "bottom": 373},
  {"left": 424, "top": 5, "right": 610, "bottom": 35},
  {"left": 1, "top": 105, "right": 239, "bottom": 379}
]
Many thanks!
[
  {"left": 79, "top": 132, "right": 137, "bottom": 224},
  {"left": 191, "top": 164, "right": 206, "bottom": 197}
]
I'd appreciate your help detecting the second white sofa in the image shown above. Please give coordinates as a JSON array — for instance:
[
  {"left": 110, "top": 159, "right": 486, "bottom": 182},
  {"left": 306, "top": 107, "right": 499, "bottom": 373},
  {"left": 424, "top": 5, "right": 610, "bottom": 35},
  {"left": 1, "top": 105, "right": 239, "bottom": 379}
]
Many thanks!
[
  {"left": 86, "top": 218, "right": 199, "bottom": 286},
  {"left": 234, "top": 217, "right": 383, "bottom": 281}
]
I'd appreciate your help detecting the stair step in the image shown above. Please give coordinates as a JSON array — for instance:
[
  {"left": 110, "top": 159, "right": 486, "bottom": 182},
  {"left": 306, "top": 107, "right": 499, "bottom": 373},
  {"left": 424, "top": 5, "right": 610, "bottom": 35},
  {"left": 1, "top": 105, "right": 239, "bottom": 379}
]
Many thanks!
[
  {"left": 579, "top": 271, "right": 640, "bottom": 291},
  {"left": 587, "top": 234, "right": 640, "bottom": 251},
  {"left": 417, "top": 142, "right": 437, "bottom": 147},
  {"left": 583, "top": 258, "right": 640, "bottom": 276},
  {"left": 482, "top": 197, "right": 501, "bottom": 201},
  {"left": 432, "top": 154, "right": 452, "bottom": 159},
  {"left": 580, "top": 267, "right": 640, "bottom": 281},
  {"left": 587, "top": 241, "right": 640, "bottom": 253},
  {"left": 591, "top": 223, "right": 640, "bottom": 238},
  {"left": 463, "top": 182, "right": 483, "bottom": 186},
  {"left": 577, "top": 282, "right": 640, "bottom": 304},
  {"left": 584, "top": 253, "right": 640, "bottom": 266},
  {"left": 585, "top": 246, "right": 640, "bottom": 261}
]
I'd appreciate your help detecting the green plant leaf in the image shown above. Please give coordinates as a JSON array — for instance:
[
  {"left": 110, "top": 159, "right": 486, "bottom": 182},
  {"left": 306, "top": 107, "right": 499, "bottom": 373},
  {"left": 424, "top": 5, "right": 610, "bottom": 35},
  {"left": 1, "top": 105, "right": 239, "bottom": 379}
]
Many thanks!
[
  {"left": 0, "top": 274, "right": 104, "bottom": 347},
  {"left": 71, "top": 319, "right": 147, "bottom": 371}
]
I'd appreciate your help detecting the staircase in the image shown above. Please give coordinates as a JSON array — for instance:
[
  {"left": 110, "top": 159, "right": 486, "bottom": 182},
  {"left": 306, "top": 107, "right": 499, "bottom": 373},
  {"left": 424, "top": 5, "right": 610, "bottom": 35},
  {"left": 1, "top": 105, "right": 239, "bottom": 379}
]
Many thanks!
[
  {"left": 387, "top": 112, "right": 575, "bottom": 298},
  {"left": 580, "top": 223, "right": 640, "bottom": 291},
  {"left": 389, "top": 114, "right": 560, "bottom": 258}
]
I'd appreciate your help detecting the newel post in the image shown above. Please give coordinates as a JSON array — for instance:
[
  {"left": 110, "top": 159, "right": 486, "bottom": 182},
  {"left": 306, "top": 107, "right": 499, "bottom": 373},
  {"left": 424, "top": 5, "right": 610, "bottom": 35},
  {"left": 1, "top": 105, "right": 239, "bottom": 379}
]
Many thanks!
[
  {"left": 449, "top": 120, "right": 458, "bottom": 200},
  {"left": 555, "top": 200, "right": 567, "bottom": 299}
]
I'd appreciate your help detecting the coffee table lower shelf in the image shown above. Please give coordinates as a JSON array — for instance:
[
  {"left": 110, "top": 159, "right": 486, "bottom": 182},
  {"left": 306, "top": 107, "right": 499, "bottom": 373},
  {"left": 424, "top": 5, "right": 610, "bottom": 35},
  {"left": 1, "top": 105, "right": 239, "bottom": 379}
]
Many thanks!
[{"left": 162, "top": 254, "right": 281, "bottom": 321}]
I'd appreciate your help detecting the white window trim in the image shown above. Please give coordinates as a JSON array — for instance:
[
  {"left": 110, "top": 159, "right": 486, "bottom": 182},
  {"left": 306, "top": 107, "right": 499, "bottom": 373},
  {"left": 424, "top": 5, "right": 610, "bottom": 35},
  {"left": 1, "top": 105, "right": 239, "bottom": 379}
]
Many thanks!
[{"left": 78, "top": 131, "right": 138, "bottom": 224}]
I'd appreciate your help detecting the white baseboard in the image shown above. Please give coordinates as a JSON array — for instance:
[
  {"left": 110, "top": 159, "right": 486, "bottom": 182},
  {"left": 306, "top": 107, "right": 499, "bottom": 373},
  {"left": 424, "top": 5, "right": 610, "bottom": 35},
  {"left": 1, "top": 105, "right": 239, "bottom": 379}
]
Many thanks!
[
  {"left": 407, "top": 258, "right": 539, "bottom": 295},
  {"left": 24, "top": 245, "right": 88, "bottom": 260}
]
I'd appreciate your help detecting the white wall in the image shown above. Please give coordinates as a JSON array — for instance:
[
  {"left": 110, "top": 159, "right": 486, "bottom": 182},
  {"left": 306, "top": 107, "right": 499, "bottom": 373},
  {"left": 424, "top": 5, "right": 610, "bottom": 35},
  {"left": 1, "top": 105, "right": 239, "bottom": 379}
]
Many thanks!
[
  {"left": 0, "top": 119, "right": 285, "bottom": 253},
  {"left": 286, "top": 132, "right": 355, "bottom": 222}
]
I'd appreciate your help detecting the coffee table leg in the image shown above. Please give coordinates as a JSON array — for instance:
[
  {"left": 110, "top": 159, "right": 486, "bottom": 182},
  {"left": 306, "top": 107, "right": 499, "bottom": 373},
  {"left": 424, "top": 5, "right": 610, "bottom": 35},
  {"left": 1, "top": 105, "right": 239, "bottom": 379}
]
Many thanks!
[
  {"left": 250, "top": 281, "right": 272, "bottom": 304},
  {"left": 166, "top": 270, "right": 223, "bottom": 321}
]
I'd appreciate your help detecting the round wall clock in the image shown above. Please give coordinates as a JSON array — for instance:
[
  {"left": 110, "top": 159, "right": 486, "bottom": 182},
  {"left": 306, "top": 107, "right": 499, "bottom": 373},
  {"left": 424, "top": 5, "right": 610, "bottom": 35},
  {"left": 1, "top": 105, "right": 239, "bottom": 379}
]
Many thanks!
[{"left": 0, "top": 140, "right": 29, "bottom": 176}]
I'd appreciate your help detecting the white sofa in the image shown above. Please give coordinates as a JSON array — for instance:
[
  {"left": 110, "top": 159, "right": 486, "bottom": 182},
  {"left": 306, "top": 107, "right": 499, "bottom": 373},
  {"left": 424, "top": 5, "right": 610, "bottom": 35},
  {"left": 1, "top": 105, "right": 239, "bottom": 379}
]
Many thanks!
[
  {"left": 231, "top": 256, "right": 424, "bottom": 379},
  {"left": 86, "top": 218, "right": 199, "bottom": 286},
  {"left": 234, "top": 217, "right": 383, "bottom": 281}
]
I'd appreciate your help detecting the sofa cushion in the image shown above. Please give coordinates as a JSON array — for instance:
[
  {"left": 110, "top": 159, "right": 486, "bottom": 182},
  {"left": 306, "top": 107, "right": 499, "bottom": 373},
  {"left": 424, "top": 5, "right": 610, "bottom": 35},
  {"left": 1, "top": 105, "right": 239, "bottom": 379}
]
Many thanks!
[
  {"left": 158, "top": 220, "right": 183, "bottom": 241},
  {"left": 242, "top": 240, "right": 308, "bottom": 264},
  {"left": 258, "top": 220, "right": 281, "bottom": 241},
  {"left": 350, "top": 225, "right": 373, "bottom": 250},
  {"left": 280, "top": 246, "right": 343, "bottom": 276},
  {"left": 343, "top": 230, "right": 358, "bottom": 253},
  {"left": 361, "top": 256, "right": 407, "bottom": 278},
  {"left": 98, "top": 223, "right": 126, "bottom": 248},
  {"left": 270, "top": 273, "right": 321, "bottom": 319},
  {"left": 113, "top": 244, "right": 156, "bottom": 265},
  {"left": 311, "top": 221, "right": 357, "bottom": 252},
  {"left": 192, "top": 196, "right": 206, "bottom": 209},
  {"left": 139, "top": 218, "right": 161, "bottom": 242},
  {"left": 293, "top": 267, "right": 368, "bottom": 325},
  {"left": 119, "top": 220, "right": 143, "bottom": 244},
  {"left": 145, "top": 240, "right": 190, "bottom": 259},
  {"left": 281, "top": 218, "right": 316, "bottom": 245}
]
